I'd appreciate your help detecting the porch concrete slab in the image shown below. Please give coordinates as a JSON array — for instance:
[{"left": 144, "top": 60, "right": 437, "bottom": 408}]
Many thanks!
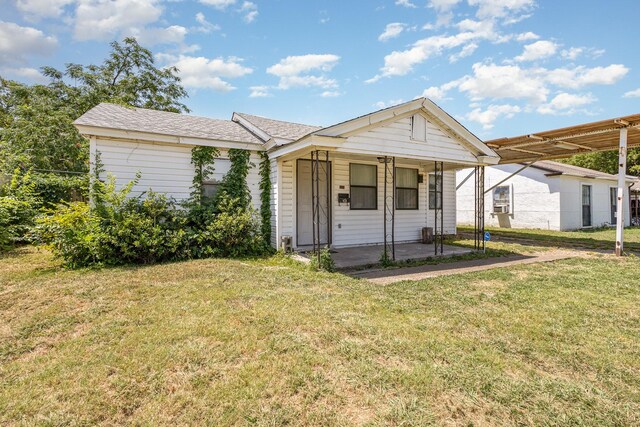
[{"left": 299, "top": 242, "right": 472, "bottom": 269}]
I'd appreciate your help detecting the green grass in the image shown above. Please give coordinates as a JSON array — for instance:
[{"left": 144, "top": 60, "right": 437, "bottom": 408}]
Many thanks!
[
  {"left": 1, "top": 247, "right": 639, "bottom": 426},
  {"left": 458, "top": 225, "right": 640, "bottom": 252}
]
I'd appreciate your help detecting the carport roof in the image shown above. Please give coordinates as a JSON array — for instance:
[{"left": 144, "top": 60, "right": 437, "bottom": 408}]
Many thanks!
[{"left": 486, "top": 114, "right": 640, "bottom": 164}]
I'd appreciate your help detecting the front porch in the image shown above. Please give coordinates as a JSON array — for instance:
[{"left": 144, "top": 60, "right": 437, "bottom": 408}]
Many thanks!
[{"left": 298, "top": 242, "right": 473, "bottom": 269}]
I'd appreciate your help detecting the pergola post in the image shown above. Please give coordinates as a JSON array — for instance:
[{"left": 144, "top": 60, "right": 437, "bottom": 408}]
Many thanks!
[{"left": 616, "top": 127, "right": 628, "bottom": 256}]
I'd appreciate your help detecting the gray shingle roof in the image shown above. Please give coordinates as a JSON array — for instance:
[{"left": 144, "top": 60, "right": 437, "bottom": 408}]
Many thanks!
[
  {"left": 531, "top": 160, "right": 617, "bottom": 179},
  {"left": 234, "top": 112, "right": 321, "bottom": 141},
  {"left": 74, "top": 103, "right": 262, "bottom": 144}
]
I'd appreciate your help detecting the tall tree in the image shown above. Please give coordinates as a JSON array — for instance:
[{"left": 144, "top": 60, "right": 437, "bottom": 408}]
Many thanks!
[
  {"left": 559, "top": 149, "right": 640, "bottom": 176},
  {"left": 0, "top": 37, "right": 189, "bottom": 174}
]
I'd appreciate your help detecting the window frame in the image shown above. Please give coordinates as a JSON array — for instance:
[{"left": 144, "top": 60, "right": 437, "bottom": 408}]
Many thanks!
[
  {"left": 493, "top": 185, "right": 511, "bottom": 213},
  {"left": 428, "top": 172, "right": 443, "bottom": 210},
  {"left": 395, "top": 167, "right": 419, "bottom": 210},
  {"left": 349, "top": 163, "right": 378, "bottom": 210}
]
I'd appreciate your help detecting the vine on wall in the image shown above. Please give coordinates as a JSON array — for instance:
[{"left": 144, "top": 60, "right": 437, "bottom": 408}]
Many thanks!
[
  {"left": 217, "top": 148, "right": 251, "bottom": 209},
  {"left": 190, "top": 146, "right": 219, "bottom": 203},
  {"left": 258, "top": 151, "right": 271, "bottom": 246}
]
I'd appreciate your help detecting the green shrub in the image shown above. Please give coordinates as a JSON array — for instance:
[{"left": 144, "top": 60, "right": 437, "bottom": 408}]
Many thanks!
[
  {"left": 0, "top": 197, "right": 36, "bottom": 249},
  {"left": 192, "top": 195, "right": 267, "bottom": 258},
  {"left": 0, "top": 170, "right": 41, "bottom": 249},
  {"left": 310, "top": 247, "right": 336, "bottom": 272},
  {"left": 34, "top": 173, "right": 269, "bottom": 267},
  {"left": 31, "top": 173, "right": 89, "bottom": 207},
  {"left": 34, "top": 202, "right": 101, "bottom": 267}
]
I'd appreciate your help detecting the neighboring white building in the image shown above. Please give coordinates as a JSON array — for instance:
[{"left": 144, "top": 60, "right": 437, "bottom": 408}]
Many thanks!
[
  {"left": 457, "top": 161, "right": 632, "bottom": 231},
  {"left": 74, "top": 98, "right": 500, "bottom": 250}
]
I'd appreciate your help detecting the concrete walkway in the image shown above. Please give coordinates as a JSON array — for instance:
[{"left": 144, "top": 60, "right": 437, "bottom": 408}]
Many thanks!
[{"left": 351, "top": 249, "right": 586, "bottom": 284}]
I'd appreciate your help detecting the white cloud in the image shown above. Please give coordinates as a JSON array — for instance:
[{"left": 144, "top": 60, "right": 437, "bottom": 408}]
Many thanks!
[
  {"left": 199, "top": 0, "right": 236, "bottom": 9},
  {"left": 374, "top": 99, "right": 405, "bottom": 109},
  {"left": 0, "top": 21, "right": 57, "bottom": 64},
  {"left": 468, "top": 0, "right": 536, "bottom": 20},
  {"left": 267, "top": 54, "right": 340, "bottom": 89},
  {"left": 545, "top": 64, "right": 629, "bottom": 89},
  {"left": 15, "top": 0, "right": 74, "bottom": 19},
  {"left": 194, "top": 12, "right": 220, "bottom": 33},
  {"left": 623, "top": 88, "right": 640, "bottom": 98},
  {"left": 158, "top": 54, "right": 252, "bottom": 91},
  {"left": 515, "top": 40, "right": 558, "bottom": 62},
  {"left": 0, "top": 66, "right": 48, "bottom": 83},
  {"left": 515, "top": 31, "right": 539, "bottom": 41},
  {"left": 74, "top": 0, "right": 163, "bottom": 41},
  {"left": 466, "top": 104, "right": 521, "bottom": 129},
  {"left": 429, "top": 0, "right": 462, "bottom": 10},
  {"left": 458, "top": 63, "right": 549, "bottom": 103},
  {"left": 537, "top": 92, "right": 596, "bottom": 115},
  {"left": 367, "top": 18, "right": 502, "bottom": 81},
  {"left": 561, "top": 47, "right": 583, "bottom": 61},
  {"left": 395, "top": 0, "right": 417, "bottom": 8},
  {"left": 130, "top": 25, "right": 187, "bottom": 46},
  {"left": 449, "top": 42, "right": 478, "bottom": 62},
  {"left": 321, "top": 90, "right": 341, "bottom": 97},
  {"left": 422, "top": 86, "right": 448, "bottom": 101},
  {"left": 249, "top": 85, "right": 270, "bottom": 97},
  {"left": 378, "top": 23, "right": 406, "bottom": 42},
  {"left": 239, "top": 1, "right": 258, "bottom": 23}
]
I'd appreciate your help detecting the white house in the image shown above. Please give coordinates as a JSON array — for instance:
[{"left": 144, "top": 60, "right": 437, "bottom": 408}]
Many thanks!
[
  {"left": 74, "top": 98, "right": 499, "bottom": 251},
  {"left": 456, "top": 161, "right": 632, "bottom": 231}
]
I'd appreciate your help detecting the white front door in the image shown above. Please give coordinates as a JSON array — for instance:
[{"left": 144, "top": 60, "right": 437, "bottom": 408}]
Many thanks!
[{"left": 297, "top": 159, "right": 330, "bottom": 246}]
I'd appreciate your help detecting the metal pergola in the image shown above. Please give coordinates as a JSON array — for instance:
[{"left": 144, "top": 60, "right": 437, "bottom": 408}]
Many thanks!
[{"left": 485, "top": 114, "right": 640, "bottom": 256}]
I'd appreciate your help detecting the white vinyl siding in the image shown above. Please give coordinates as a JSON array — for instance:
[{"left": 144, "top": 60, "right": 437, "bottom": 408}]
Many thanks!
[
  {"left": 338, "top": 116, "right": 479, "bottom": 164},
  {"left": 94, "top": 138, "right": 261, "bottom": 210},
  {"left": 332, "top": 158, "right": 456, "bottom": 247}
]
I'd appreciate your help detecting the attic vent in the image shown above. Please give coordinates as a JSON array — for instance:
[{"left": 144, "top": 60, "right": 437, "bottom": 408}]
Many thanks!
[{"left": 411, "top": 114, "right": 427, "bottom": 142}]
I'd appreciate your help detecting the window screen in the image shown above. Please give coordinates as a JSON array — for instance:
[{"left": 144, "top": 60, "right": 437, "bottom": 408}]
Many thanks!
[
  {"left": 396, "top": 167, "right": 418, "bottom": 210},
  {"left": 202, "top": 181, "right": 220, "bottom": 199},
  {"left": 350, "top": 163, "right": 377, "bottom": 210},
  {"left": 429, "top": 173, "right": 442, "bottom": 209}
]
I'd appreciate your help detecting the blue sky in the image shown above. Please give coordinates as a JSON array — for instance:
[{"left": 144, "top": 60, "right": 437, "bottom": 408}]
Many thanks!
[{"left": 1, "top": 0, "right": 639, "bottom": 138}]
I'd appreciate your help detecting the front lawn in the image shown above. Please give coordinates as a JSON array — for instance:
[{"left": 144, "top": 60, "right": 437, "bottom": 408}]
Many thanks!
[{"left": 1, "top": 248, "right": 639, "bottom": 425}]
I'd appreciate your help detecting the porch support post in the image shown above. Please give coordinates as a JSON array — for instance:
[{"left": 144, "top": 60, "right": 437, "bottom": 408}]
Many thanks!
[
  {"left": 383, "top": 156, "right": 395, "bottom": 261},
  {"left": 474, "top": 166, "right": 485, "bottom": 251},
  {"left": 433, "top": 161, "right": 444, "bottom": 255},
  {"left": 311, "top": 150, "right": 318, "bottom": 260},
  {"left": 616, "top": 127, "right": 628, "bottom": 256},
  {"left": 325, "top": 150, "right": 331, "bottom": 248}
]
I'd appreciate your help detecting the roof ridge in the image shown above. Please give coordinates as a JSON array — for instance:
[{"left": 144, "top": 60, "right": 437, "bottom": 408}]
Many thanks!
[{"left": 235, "top": 111, "right": 321, "bottom": 128}]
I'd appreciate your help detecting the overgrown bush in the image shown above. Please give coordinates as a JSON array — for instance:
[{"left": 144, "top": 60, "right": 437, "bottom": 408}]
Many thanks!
[
  {"left": 0, "top": 170, "right": 41, "bottom": 249},
  {"left": 34, "top": 171, "right": 269, "bottom": 267},
  {"left": 0, "top": 169, "right": 87, "bottom": 251},
  {"left": 31, "top": 173, "right": 89, "bottom": 207}
]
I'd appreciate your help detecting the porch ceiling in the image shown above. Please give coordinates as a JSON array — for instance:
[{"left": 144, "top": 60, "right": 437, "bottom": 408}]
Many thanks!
[
  {"left": 288, "top": 151, "right": 476, "bottom": 171},
  {"left": 487, "top": 114, "right": 640, "bottom": 164}
]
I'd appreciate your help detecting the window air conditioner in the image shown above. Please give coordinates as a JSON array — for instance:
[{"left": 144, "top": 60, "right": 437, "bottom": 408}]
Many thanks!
[{"left": 494, "top": 205, "right": 509, "bottom": 214}]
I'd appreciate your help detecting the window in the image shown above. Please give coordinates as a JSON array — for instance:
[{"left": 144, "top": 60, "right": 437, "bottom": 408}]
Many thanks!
[
  {"left": 493, "top": 186, "right": 510, "bottom": 214},
  {"left": 396, "top": 167, "right": 418, "bottom": 210},
  {"left": 411, "top": 114, "right": 427, "bottom": 141},
  {"left": 202, "top": 181, "right": 220, "bottom": 199},
  {"left": 429, "top": 173, "right": 443, "bottom": 209},
  {"left": 350, "top": 163, "right": 377, "bottom": 210},
  {"left": 582, "top": 184, "right": 592, "bottom": 227}
]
